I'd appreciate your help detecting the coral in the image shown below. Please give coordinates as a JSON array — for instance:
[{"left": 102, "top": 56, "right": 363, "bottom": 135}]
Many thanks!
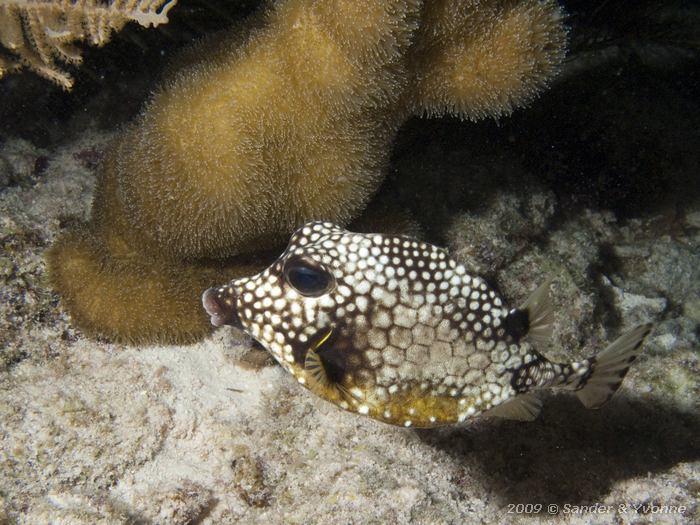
[
  {"left": 48, "top": 0, "right": 568, "bottom": 343},
  {"left": 46, "top": 227, "right": 264, "bottom": 343},
  {"left": 0, "top": 0, "right": 177, "bottom": 89},
  {"left": 410, "top": 0, "right": 567, "bottom": 120}
]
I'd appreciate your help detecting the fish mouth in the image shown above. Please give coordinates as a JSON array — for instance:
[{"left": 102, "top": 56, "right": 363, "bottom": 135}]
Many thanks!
[{"left": 202, "top": 287, "right": 242, "bottom": 329}]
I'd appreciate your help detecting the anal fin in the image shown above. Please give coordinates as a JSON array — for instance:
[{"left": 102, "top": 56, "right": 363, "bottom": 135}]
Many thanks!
[{"left": 484, "top": 393, "right": 542, "bottom": 421}]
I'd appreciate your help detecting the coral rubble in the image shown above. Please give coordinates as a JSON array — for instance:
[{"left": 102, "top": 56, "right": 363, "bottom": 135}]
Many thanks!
[{"left": 48, "top": 0, "right": 567, "bottom": 343}]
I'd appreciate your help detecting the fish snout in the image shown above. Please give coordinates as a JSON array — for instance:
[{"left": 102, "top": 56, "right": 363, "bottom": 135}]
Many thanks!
[{"left": 202, "top": 287, "right": 242, "bottom": 328}]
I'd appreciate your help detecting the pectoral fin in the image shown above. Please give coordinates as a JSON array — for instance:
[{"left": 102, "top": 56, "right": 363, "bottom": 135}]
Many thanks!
[
  {"left": 305, "top": 346, "right": 331, "bottom": 389},
  {"left": 303, "top": 326, "right": 357, "bottom": 405}
]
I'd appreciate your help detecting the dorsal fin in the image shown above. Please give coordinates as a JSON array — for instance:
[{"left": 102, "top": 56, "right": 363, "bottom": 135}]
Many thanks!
[
  {"left": 515, "top": 277, "right": 555, "bottom": 346},
  {"left": 484, "top": 393, "right": 542, "bottom": 421}
]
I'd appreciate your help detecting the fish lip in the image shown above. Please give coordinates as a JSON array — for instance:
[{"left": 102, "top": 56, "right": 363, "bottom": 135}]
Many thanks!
[{"left": 202, "top": 287, "right": 243, "bottom": 329}]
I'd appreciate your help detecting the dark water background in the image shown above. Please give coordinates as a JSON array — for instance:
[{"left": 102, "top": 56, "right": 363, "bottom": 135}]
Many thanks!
[{"left": 1, "top": 0, "right": 698, "bottom": 225}]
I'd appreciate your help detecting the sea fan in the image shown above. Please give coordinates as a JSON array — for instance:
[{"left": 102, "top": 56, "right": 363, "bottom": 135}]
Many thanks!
[{"left": 0, "top": 0, "right": 177, "bottom": 88}]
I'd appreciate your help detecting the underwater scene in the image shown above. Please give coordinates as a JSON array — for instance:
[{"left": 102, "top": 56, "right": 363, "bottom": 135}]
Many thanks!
[{"left": 0, "top": 0, "right": 698, "bottom": 523}]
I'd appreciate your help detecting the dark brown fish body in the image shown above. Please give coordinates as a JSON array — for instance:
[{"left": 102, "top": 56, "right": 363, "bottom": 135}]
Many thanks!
[{"left": 203, "top": 222, "right": 651, "bottom": 427}]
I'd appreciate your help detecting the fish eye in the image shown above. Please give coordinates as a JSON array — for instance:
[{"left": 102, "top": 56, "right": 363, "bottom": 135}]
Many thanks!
[{"left": 283, "top": 256, "right": 334, "bottom": 297}]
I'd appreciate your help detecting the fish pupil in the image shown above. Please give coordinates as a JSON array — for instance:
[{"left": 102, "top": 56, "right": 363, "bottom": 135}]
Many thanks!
[{"left": 284, "top": 257, "right": 332, "bottom": 296}]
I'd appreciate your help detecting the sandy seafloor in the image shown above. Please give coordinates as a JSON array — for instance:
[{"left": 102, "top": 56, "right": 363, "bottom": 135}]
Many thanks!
[
  {"left": 1, "top": 7, "right": 700, "bottom": 525},
  {"left": 1, "top": 122, "right": 699, "bottom": 524}
]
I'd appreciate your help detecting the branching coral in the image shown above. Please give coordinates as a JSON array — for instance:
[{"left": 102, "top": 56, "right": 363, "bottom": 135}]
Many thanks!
[
  {"left": 48, "top": 0, "right": 568, "bottom": 343},
  {"left": 0, "top": 0, "right": 177, "bottom": 89},
  {"left": 410, "top": 0, "right": 567, "bottom": 120}
]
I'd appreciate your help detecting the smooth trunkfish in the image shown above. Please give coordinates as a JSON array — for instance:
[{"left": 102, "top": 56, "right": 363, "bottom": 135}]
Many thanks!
[{"left": 203, "top": 221, "right": 652, "bottom": 428}]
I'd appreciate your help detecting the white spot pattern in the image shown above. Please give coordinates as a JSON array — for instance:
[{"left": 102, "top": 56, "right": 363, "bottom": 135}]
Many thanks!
[{"left": 208, "top": 221, "right": 547, "bottom": 428}]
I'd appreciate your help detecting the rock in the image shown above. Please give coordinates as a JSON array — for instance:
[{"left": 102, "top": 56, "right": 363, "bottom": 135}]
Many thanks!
[
  {"left": 448, "top": 185, "right": 557, "bottom": 276},
  {"left": 603, "top": 276, "right": 668, "bottom": 325}
]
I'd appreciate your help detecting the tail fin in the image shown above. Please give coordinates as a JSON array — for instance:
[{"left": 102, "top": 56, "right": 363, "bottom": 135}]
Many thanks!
[{"left": 576, "top": 324, "right": 653, "bottom": 409}]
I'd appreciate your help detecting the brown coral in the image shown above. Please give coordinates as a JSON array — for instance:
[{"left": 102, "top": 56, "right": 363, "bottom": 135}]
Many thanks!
[
  {"left": 46, "top": 229, "right": 260, "bottom": 343},
  {"left": 411, "top": 0, "right": 567, "bottom": 120},
  {"left": 48, "top": 0, "right": 567, "bottom": 343}
]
